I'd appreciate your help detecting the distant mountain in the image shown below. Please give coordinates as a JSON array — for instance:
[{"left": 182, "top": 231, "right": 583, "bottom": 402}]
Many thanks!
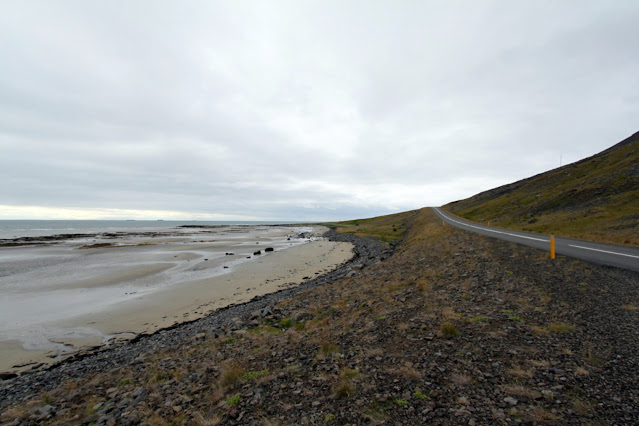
[{"left": 445, "top": 131, "right": 639, "bottom": 247}]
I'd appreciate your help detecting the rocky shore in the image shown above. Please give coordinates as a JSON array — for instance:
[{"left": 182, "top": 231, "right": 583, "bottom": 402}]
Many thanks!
[
  {"left": 2, "top": 208, "right": 639, "bottom": 424},
  {"left": 0, "top": 230, "right": 390, "bottom": 409}
]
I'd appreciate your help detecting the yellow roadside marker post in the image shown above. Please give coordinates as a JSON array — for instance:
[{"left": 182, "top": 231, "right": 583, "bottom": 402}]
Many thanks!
[{"left": 550, "top": 235, "right": 556, "bottom": 259}]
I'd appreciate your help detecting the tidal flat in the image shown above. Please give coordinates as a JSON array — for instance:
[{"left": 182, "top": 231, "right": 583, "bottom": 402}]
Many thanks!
[{"left": 0, "top": 225, "right": 353, "bottom": 373}]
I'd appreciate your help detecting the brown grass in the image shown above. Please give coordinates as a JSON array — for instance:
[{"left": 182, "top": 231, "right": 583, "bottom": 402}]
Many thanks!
[
  {"left": 396, "top": 366, "right": 422, "bottom": 381},
  {"left": 440, "top": 321, "right": 460, "bottom": 338},
  {"left": 191, "top": 411, "right": 222, "bottom": 425},
  {"left": 508, "top": 365, "right": 534, "bottom": 380},
  {"left": 450, "top": 373, "right": 473, "bottom": 387},
  {"left": 397, "top": 322, "right": 410, "bottom": 331},
  {"left": 318, "top": 342, "right": 340, "bottom": 358},
  {"left": 442, "top": 306, "right": 458, "bottom": 320},
  {"left": 574, "top": 366, "right": 589, "bottom": 377},
  {"left": 572, "top": 398, "right": 594, "bottom": 415},
  {"left": 529, "top": 359, "right": 550, "bottom": 368},
  {"left": 531, "top": 325, "right": 550, "bottom": 336},
  {"left": 0, "top": 407, "right": 29, "bottom": 422},
  {"left": 334, "top": 380, "right": 356, "bottom": 399},
  {"left": 219, "top": 364, "right": 244, "bottom": 388},
  {"left": 548, "top": 322, "right": 576, "bottom": 333},
  {"left": 365, "top": 348, "right": 384, "bottom": 358},
  {"left": 340, "top": 368, "right": 360, "bottom": 381},
  {"left": 502, "top": 384, "right": 541, "bottom": 400},
  {"left": 527, "top": 406, "right": 560, "bottom": 423}
]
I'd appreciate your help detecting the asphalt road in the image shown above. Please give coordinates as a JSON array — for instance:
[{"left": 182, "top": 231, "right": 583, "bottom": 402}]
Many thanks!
[{"left": 432, "top": 207, "right": 639, "bottom": 273}]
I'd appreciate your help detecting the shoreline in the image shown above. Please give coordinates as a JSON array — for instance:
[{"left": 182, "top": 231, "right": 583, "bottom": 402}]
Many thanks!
[
  {"left": 0, "top": 229, "right": 390, "bottom": 406},
  {"left": 0, "top": 225, "right": 353, "bottom": 375},
  {"left": 0, "top": 229, "right": 394, "bottom": 408}
]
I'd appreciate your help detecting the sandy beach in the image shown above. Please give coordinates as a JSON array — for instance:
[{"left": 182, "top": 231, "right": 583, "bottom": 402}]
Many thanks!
[{"left": 0, "top": 225, "right": 353, "bottom": 373}]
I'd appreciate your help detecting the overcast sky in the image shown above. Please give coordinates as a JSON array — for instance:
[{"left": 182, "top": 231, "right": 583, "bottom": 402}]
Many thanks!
[{"left": 1, "top": 1, "right": 638, "bottom": 221}]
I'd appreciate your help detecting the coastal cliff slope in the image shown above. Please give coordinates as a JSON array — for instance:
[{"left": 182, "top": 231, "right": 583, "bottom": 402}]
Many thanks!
[{"left": 445, "top": 131, "right": 639, "bottom": 246}]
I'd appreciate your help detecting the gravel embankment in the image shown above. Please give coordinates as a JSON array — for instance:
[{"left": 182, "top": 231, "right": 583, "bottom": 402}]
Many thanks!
[{"left": 0, "top": 230, "right": 389, "bottom": 410}]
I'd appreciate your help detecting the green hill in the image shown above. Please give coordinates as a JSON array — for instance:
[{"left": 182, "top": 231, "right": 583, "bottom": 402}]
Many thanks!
[
  {"left": 319, "top": 210, "right": 419, "bottom": 243},
  {"left": 445, "top": 131, "right": 639, "bottom": 247}
]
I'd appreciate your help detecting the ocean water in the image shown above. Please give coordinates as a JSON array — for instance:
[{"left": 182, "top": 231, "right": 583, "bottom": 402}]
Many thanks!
[{"left": 0, "top": 220, "right": 296, "bottom": 240}]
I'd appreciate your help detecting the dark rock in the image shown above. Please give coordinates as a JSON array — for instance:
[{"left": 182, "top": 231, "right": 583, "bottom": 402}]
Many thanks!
[
  {"left": 0, "top": 373, "right": 17, "bottom": 381},
  {"left": 293, "top": 312, "right": 314, "bottom": 322},
  {"left": 504, "top": 397, "right": 518, "bottom": 406},
  {"left": 35, "top": 404, "right": 55, "bottom": 420},
  {"left": 265, "top": 247, "right": 274, "bottom": 252},
  {"left": 254, "top": 250, "right": 261, "bottom": 255}
]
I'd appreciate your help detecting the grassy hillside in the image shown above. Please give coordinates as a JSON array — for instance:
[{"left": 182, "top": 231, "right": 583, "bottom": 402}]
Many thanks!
[
  {"left": 318, "top": 209, "right": 420, "bottom": 243},
  {"left": 446, "top": 131, "right": 639, "bottom": 247}
]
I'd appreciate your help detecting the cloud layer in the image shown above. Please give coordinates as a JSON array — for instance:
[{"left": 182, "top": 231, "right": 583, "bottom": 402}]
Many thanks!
[{"left": 2, "top": 1, "right": 638, "bottom": 220}]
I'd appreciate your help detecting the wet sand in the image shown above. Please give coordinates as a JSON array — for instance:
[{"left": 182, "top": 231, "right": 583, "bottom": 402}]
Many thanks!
[{"left": 0, "top": 226, "right": 353, "bottom": 373}]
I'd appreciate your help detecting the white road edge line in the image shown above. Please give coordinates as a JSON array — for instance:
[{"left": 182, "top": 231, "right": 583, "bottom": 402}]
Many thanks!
[
  {"left": 568, "top": 245, "right": 639, "bottom": 259},
  {"left": 434, "top": 208, "right": 548, "bottom": 243},
  {"left": 435, "top": 208, "right": 639, "bottom": 261}
]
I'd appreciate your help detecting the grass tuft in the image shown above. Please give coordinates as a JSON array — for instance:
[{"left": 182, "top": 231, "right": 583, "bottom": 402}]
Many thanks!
[
  {"left": 531, "top": 325, "right": 550, "bottom": 336},
  {"left": 324, "top": 413, "right": 336, "bottom": 422},
  {"left": 278, "top": 318, "right": 293, "bottom": 328},
  {"left": 394, "top": 399, "right": 409, "bottom": 407},
  {"left": 226, "top": 394, "right": 241, "bottom": 406},
  {"left": 219, "top": 365, "right": 244, "bottom": 388},
  {"left": 117, "top": 378, "right": 132, "bottom": 386},
  {"left": 397, "top": 366, "right": 422, "bottom": 381},
  {"left": 548, "top": 322, "right": 576, "bottom": 333},
  {"left": 340, "top": 368, "right": 360, "bottom": 381},
  {"left": 319, "top": 342, "right": 340, "bottom": 358},
  {"left": 334, "top": 381, "right": 355, "bottom": 399},
  {"left": 440, "top": 321, "right": 460, "bottom": 338},
  {"left": 242, "top": 369, "right": 269, "bottom": 381}
]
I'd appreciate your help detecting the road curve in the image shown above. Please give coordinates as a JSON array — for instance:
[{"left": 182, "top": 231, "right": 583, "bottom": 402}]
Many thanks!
[{"left": 432, "top": 207, "right": 639, "bottom": 273}]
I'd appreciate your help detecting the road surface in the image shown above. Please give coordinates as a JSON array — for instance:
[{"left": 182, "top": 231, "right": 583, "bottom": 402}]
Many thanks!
[{"left": 432, "top": 207, "right": 639, "bottom": 272}]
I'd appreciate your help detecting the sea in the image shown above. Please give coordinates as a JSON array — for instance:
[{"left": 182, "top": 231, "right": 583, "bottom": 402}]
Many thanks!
[{"left": 0, "top": 220, "right": 297, "bottom": 240}]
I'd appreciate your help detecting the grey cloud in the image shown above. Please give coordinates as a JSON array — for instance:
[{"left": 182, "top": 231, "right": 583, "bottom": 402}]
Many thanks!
[{"left": 1, "top": 1, "right": 638, "bottom": 220}]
